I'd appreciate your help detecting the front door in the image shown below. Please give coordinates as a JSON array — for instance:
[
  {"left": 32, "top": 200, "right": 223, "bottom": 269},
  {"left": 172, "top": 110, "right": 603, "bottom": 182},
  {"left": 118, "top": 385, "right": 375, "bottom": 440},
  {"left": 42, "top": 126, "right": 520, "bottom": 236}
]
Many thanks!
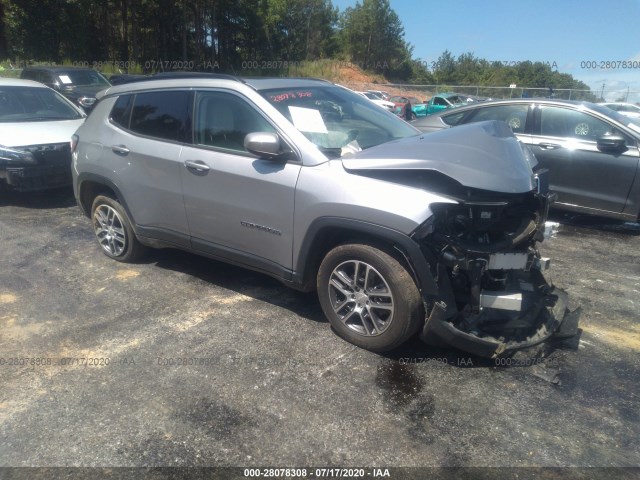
[
  {"left": 179, "top": 90, "right": 301, "bottom": 274},
  {"left": 530, "top": 105, "right": 639, "bottom": 214}
]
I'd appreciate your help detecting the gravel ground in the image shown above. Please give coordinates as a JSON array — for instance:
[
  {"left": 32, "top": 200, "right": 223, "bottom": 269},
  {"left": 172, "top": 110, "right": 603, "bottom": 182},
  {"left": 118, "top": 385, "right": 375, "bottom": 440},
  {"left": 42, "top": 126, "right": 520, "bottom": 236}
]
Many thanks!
[{"left": 0, "top": 187, "right": 639, "bottom": 478}]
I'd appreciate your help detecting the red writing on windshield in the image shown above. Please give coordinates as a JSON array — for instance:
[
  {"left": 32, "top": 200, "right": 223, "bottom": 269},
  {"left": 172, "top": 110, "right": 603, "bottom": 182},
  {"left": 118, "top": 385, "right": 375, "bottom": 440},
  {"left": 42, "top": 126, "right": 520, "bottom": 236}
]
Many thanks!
[{"left": 269, "top": 91, "right": 314, "bottom": 103}]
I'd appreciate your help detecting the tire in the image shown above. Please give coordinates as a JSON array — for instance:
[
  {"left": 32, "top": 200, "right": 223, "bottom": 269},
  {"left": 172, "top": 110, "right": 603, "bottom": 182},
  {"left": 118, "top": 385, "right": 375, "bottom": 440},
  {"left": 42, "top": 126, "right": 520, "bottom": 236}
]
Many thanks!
[
  {"left": 506, "top": 115, "right": 522, "bottom": 131},
  {"left": 574, "top": 122, "right": 590, "bottom": 136},
  {"left": 90, "top": 195, "right": 145, "bottom": 262},
  {"left": 317, "top": 244, "right": 424, "bottom": 352}
]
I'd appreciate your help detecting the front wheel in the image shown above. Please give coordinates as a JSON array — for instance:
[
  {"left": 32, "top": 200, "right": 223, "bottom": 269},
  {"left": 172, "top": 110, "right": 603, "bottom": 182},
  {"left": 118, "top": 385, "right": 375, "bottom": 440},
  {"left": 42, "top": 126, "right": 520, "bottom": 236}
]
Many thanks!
[{"left": 317, "top": 244, "right": 424, "bottom": 352}]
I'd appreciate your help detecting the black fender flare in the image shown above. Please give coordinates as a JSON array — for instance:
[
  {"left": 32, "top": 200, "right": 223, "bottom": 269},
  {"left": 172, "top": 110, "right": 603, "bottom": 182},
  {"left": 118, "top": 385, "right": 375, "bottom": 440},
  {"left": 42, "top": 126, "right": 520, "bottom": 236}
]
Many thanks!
[
  {"left": 76, "top": 173, "right": 135, "bottom": 224},
  {"left": 294, "top": 217, "right": 438, "bottom": 298}
]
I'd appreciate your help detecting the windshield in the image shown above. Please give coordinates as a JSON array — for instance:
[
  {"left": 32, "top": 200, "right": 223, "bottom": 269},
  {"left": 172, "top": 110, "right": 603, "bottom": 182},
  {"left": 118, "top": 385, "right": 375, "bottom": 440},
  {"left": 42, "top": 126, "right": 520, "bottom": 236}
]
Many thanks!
[
  {"left": 260, "top": 85, "right": 419, "bottom": 158},
  {"left": 447, "top": 95, "right": 466, "bottom": 105},
  {"left": 56, "top": 70, "right": 110, "bottom": 88},
  {"left": 604, "top": 103, "right": 640, "bottom": 113},
  {"left": 0, "top": 86, "right": 84, "bottom": 122},
  {"left": 590, "top": 102, "right": 640, "bottom": 132}
]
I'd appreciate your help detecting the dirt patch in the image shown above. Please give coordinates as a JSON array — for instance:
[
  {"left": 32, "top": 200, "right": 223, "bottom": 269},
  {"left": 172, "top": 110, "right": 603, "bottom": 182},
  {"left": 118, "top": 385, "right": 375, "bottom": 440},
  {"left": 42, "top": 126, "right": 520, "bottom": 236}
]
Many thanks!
[
  {"left": 582, "top": 324, "right": 640, "bottom": 352},
  {"left": 172, "top": 294, "right": 251, "bottom": 332},
  {"left": 115, "top": 269, "right": 140, "bottom": 281},
  {"left": 0, "top": 316, "right": 45, "bottom": 342},
  {"left": 0, "top": 292, "right": 18, "bottom": 304}
]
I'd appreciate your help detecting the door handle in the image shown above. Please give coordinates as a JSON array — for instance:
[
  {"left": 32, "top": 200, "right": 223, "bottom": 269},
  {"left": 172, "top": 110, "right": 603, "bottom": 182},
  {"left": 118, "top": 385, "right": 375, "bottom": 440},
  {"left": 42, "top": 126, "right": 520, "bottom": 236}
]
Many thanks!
[
  {"left": 111, "top": 144, "right": 130, "bottom": 155},
  {"left": 184, "top": 160, "right": 210, "bottom": 172},
  {"left": 539, "top": 143, "right": 560, "bottom": 150}
]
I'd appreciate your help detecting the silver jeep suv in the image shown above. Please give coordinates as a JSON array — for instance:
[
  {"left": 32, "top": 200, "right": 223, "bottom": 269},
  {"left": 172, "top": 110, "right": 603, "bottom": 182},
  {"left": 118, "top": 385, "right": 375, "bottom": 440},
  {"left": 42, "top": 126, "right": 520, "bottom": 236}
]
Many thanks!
[{"left": 72, "top": 76, "right": 578, "bottom": 357}]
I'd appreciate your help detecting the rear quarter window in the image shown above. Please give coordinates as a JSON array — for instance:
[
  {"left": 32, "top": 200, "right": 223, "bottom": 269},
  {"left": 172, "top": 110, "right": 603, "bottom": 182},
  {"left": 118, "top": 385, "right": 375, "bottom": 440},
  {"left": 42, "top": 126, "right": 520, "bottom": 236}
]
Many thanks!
[
  {"left": 110, "top": 94, "right": 133, "bottom": 128},
  {"left": 129, "top": 90, "right": 191, "bottom": 143}
]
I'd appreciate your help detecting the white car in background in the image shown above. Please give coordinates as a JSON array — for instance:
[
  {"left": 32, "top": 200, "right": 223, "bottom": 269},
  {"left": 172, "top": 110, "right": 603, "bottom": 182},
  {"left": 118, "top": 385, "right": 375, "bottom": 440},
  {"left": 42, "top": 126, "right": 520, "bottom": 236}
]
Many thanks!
[
  {"left": 601, "top": 102, "right": 640, "bottom": 119},
  {"left": 356, "top": 91, "right": 395, "bottom": 111},
  {"left": 0, "top": 77, "right": 85, "bottom": 192}
]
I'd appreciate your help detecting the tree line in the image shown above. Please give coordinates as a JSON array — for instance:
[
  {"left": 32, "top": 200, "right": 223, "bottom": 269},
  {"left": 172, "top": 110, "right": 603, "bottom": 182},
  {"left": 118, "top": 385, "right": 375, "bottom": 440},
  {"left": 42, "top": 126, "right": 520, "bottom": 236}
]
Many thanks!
[{"left": 0, "top": 0, "right": 594, "bottom": 96}]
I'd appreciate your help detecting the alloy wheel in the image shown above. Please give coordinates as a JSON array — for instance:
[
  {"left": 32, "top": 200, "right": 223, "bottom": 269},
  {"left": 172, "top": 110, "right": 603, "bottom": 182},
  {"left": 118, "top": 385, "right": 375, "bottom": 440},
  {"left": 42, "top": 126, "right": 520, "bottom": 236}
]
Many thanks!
[
  {"left": 93, "top": 204, "right": 127, "bottom": 257},
  {"left": 327, "top": 260, "right": 395, "bottom": 336}
]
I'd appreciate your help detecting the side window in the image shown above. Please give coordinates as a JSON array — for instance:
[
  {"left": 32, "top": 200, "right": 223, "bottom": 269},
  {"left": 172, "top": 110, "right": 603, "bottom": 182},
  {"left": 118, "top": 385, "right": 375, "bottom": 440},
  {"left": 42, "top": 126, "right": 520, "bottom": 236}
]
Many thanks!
[
  {"left": 540, "top": 106, "right": 618, "bottom": 141},
  {"left": 130, "top": 90, "right": 191, "bottom": 142},
  {"left": 433, "top": 97, "right": 448, "bottom": 106},
  {"left": 194, "top": 91, "right": 275, "bottom": 153},
  {"left": 110, "top": 94, "right": 133, "bottom": 129},
  {"left": 21, "top": 69, "right": 37, "bottom": 81},
  {"left": 39, "top": 72, "right": 55, "bottom": 85},
  {"left": 441, "top": 111, "right": 466, "bottom": 126},
  {"left": 465, "top": 105, "right": 529, "bottom": 133}
]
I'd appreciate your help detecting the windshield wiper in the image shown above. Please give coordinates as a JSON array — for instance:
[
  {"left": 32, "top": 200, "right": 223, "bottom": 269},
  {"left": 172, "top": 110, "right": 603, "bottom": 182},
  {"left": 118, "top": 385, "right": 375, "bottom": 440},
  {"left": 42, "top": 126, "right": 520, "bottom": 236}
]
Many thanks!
[{"left": 317, "top": 147, "right": 343, "bottom": 159}]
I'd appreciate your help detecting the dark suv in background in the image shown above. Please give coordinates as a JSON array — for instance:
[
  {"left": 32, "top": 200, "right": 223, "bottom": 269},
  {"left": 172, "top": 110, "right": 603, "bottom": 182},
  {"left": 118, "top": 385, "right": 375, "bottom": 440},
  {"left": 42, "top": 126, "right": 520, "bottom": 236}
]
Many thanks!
[{"left": 20, "top": 66, "right": 111, "bottom": 112}]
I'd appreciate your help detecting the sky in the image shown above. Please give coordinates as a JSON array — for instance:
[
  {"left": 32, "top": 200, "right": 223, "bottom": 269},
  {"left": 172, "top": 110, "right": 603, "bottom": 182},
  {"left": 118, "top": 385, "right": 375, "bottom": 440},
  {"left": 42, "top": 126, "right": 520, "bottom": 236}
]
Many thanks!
[{"left": 332, "top": 0, "right": 640, "bottom": 101}]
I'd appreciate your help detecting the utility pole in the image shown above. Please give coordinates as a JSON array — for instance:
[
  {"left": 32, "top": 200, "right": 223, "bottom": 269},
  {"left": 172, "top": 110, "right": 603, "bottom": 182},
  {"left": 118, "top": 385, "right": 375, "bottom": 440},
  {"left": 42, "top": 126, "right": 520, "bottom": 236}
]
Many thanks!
[{"left": 600, "top": 82, "right": 605, "bottom": 101}]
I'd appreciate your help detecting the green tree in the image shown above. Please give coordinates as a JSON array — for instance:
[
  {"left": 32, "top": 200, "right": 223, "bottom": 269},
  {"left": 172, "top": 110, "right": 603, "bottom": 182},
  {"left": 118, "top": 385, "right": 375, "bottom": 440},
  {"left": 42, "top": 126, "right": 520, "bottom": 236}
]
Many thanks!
[
  {"left": 339, "top": 0, "right": 412, "bottom": 78},
  {"left": 261, "top": 0, "right": 337, "bottom": 62}
]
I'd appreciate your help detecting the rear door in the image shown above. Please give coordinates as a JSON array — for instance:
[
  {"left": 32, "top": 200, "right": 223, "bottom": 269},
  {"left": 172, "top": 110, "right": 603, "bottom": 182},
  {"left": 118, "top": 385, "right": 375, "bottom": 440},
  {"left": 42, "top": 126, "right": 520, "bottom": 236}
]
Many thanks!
[
  {"left": 104, "top": 90, "right": 192, "bottom": 246},
  {"left": 530, "top": 105, "right": 639, "bottom": 213}
]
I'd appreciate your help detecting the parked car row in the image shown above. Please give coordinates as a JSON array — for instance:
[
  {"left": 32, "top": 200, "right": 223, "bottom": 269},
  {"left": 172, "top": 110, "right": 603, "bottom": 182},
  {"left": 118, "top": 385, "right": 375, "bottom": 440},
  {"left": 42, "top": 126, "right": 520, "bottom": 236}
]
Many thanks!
[{"left": 355, "top": 91, "right": 396, "bottom": 111}]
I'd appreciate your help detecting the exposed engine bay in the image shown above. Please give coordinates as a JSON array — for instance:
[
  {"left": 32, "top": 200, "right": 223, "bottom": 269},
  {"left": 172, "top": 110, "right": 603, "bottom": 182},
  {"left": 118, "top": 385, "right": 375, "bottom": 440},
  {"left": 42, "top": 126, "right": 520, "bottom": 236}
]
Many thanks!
[{"left": 413, "top": 171, "right": 579, "bottom": 357}]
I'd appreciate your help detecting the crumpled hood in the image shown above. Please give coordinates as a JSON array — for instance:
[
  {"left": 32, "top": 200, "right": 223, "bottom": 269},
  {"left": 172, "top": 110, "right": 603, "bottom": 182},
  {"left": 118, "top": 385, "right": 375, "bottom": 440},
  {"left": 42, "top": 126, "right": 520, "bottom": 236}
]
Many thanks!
[{"left": 342, "top": 120, "right": 536, "bottom": 193}]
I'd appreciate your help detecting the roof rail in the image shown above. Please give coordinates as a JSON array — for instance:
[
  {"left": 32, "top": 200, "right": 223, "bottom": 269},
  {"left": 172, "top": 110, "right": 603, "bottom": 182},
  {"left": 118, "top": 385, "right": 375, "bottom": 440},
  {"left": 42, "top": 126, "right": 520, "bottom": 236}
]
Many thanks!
[{"left": 150, "top": 71, "right": 243, "bottom": 82}]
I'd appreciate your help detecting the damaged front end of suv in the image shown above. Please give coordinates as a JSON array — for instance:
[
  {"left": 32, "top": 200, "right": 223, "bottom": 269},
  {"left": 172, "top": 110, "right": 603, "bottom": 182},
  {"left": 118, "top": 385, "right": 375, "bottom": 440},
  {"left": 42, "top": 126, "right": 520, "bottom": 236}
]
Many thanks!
[
  {"left": 345, "top": 121, "right": 579, "bottom": 358},
  {"left": 414, "top": 181, "right": 579, "bottom": 358}
]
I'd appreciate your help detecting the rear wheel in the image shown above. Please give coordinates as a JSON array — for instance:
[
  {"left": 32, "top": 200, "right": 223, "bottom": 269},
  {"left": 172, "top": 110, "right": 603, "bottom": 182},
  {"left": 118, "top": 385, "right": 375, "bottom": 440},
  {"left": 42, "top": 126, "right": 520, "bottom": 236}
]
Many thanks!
[
  {"left": 317, "top": 244, "right": 424, "bottom": 352},
  {"left": 91, "top": 195, "right": 145, "bottom": 262}
]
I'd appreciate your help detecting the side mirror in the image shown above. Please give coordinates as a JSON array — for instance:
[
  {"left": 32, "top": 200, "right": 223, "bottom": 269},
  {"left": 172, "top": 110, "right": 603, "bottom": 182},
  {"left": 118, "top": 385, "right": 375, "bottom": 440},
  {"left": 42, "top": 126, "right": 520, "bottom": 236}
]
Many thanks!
[
  {"left": 597, "top": 135, "right": 627, "bottom": 153},
  {"left": 244, "top": 132, "right": 289, "bottom": 160}
]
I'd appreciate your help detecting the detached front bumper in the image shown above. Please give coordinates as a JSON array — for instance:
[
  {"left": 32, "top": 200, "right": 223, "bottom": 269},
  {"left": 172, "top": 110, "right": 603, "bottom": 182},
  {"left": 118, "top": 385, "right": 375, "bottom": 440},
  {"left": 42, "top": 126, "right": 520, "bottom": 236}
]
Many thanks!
[{"left": 423, "top": 287, "right": 580, "bottom": 358}]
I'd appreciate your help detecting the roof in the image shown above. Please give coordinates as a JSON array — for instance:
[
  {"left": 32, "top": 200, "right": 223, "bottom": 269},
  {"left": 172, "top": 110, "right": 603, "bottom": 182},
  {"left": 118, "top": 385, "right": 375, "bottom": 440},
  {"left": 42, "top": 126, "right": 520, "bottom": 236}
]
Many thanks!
[
  {"left": 436, "top": 92, "right": 467, "bottom": 98},
  {"left": 21, "top": 66, "right": 99, "bottom": 72},
  {"left": 241, "top": 77, "right": 333, "bottom": 90},
  {"left": 97, "top": 75, "right": 335, "bottom": 99},
  {"left": 0, "top": 77, "right": 49, "bottom": 88}
]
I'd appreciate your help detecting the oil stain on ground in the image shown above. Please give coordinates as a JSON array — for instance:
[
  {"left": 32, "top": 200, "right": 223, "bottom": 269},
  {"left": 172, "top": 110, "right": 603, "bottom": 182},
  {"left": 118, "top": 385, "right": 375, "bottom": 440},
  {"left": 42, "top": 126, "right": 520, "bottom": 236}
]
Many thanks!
[
  {"left": 375, "top": 361, "right": 423, "bottom": 410},
  {"left": 181, "top": 397, "right": 256, "bottom": 438}
]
